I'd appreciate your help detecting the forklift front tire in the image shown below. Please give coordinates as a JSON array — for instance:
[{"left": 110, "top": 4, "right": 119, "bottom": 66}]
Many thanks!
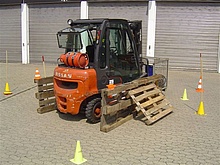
[{"left": 85, "top": 97, "right": 102, "bottom": 124}]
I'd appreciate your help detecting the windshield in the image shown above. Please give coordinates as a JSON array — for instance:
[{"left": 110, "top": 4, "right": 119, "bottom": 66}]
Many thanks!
[{"left": 57, "top": 25, "right": 95, "bottom": 53}]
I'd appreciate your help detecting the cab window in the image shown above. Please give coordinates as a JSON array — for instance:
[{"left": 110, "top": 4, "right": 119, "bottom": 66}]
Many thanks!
[{"left": 108, "top": 23, "right": 139, "bottom": 83}]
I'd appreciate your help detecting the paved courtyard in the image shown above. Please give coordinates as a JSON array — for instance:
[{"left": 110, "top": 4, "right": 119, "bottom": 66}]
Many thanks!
[{"left": 0, "top": 63, "right": 220, "bottom": 165}]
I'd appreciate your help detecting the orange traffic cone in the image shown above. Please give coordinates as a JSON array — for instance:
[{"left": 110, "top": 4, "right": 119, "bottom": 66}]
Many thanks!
[
  {"left": 34, "top": 68, "right": 41, "bottom": 80},
  {"left": 106, "top": 79, "right": 116, "bottom": 90},
  {"left": 106, "top": 84, "right": 116, "bottom": 90},
  {"left": 3, "top": 82, "right": 12, "bottom": 95},
  {"left": 196, "top": 76, "right": 204, "bottom": 92},
  {"left": 70, "top": 141, "right": 87, "bottom": 165}
]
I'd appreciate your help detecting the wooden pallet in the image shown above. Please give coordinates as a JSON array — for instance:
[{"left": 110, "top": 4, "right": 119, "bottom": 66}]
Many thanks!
[
  {"left": 100, "top": 74, "right": 171, "bottom": 132},
  {"left": 34, "top": 76, "right": 56, "bottom": 114},
  {"left": 128, "top": 83, "right": 173, "bottom": 125}
]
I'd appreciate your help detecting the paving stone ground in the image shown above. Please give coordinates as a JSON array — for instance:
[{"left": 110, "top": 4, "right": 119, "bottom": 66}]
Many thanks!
[{"left": 0, "top": 63, "right": 220, "bottom": 165}]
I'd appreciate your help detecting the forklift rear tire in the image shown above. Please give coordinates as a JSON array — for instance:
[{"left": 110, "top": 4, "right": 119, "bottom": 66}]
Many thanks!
[{"left": 85, "top": 97, "right": 102, "bottom": 124}]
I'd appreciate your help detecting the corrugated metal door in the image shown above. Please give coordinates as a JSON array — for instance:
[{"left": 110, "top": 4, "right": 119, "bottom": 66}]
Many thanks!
[
  {"left": 155, "top": 2, "right": 220, "bottom": 71},
  {"left": 89, "top": 2, "right": 148, "bottom": 56},
  {"left": 0, "top": 6, "right": 21, "bottom": 62},
  {"left": 29, "top": 3, "right": 80, "bottom": 63}
]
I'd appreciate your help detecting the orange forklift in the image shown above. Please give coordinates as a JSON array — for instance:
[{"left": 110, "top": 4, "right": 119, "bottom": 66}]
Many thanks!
[{"left": 54, "top": 18, "right": 162, "bottom": 123}]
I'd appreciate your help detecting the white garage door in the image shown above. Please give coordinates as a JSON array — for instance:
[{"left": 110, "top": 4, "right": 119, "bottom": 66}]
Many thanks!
[
  {"left": 29, "top": 3, "right": 80, "bottom": 63},
  {"left": 89, "top": 2, "right": 148, "bottom": 56},
  {"left": 0, "top": 6, "right": 21, "bottom": 62},
  {"left": 155, "top": 2, "right": 220, "bottom": 71}
]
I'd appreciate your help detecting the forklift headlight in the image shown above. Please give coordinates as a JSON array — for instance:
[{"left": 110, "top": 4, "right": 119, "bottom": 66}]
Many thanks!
[{"left": 67, "top": 19, "right": 73, "bottom": 26}]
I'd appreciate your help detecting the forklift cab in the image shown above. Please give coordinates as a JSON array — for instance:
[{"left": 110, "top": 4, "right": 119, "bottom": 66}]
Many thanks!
[{"left": 57, "top": 19, "right": 142, "bottom": 89}]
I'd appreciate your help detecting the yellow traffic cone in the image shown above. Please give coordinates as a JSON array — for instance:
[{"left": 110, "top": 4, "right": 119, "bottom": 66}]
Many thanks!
[
  {"left": 70, "top": 141, "right": 87, "bottom": 165},
  {"left": 3, "top": 82, "right": 12, "bottom": 95},
  {"left": 196, "top": 101, "right": 205, "bottom": 115},
  {"left": 181, "top": 88, "right": 188, "bottom": 100}
]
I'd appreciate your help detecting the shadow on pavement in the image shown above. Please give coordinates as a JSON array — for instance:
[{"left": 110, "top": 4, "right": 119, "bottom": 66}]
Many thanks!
[
  {"left": 184, "top": 103, "right": 197, "bottom": 112},
  {"left": 56, "top": 110, "right": 87, "bottom": 122}
]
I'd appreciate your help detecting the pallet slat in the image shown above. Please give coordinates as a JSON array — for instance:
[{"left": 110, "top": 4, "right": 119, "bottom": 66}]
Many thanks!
[
  {"left": 100, "top": 113, "right": 134, "bottom": 132},
  {"left": 102, "top": 99, "right": 133, "bottom": 115},
  {"left": 145, "top": 100, "right": 169, "bottom": 116},
  {"left": 100, "top": 105, "right": 134, "bottom": 132},
  {"left": 34, "top": 76, "right": 54, "bottom": 85},
  {"left": 145, "top": 107, "right": 173, "bottom": 125},
  {"left": 37, "top": 104, "right": 57, "bottom": 114},
  {"left": 141, "top": 94, "right": 165, "bottom": 108},
  {"left": 39, "top": 98, "right": 56, "bottom": 106},
  {"left": 131, "top": 88, "right": 161, "bottom": 102},
  {"left": 128, "top": 83, "right": 156, "bottom": 95},
  {"left": 37, "top": 84, "right": 54, "bottom": 91},
  {"left": 35, "top": 90, "right": 54, "bottom": 100}
]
